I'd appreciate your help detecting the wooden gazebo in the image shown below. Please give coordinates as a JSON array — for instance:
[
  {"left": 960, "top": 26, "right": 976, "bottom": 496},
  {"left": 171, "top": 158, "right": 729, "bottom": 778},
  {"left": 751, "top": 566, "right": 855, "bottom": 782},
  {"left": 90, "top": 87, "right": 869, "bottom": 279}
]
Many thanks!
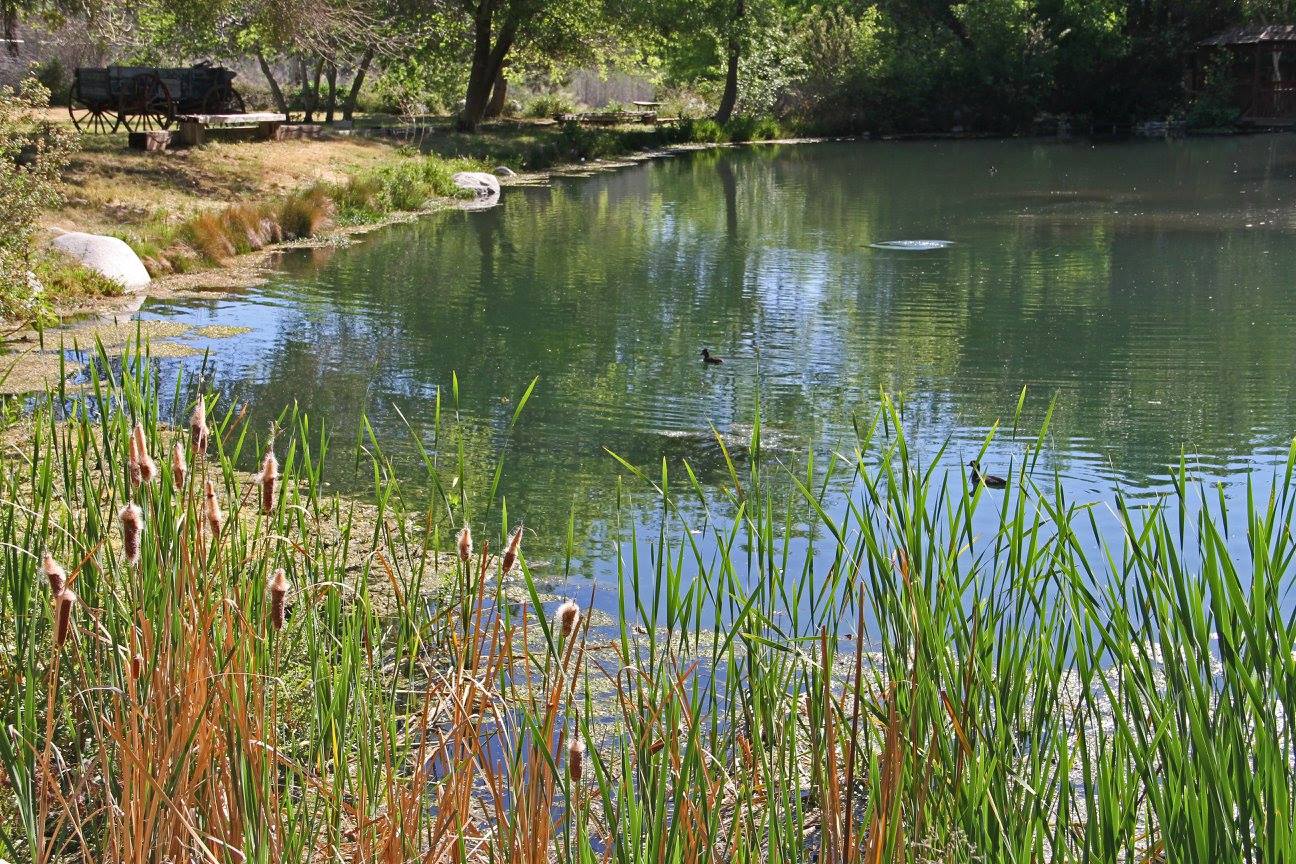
[{"left": 1198, "top": 25, "right": 1296, "bottom": 123}]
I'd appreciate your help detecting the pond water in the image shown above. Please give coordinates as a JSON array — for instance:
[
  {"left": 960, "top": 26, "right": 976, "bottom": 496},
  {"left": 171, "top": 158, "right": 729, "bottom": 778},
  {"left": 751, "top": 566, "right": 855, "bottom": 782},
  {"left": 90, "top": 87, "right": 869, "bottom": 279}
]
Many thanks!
[{"left": 137, "top": 135, "right": 1296, "bottom": 609}]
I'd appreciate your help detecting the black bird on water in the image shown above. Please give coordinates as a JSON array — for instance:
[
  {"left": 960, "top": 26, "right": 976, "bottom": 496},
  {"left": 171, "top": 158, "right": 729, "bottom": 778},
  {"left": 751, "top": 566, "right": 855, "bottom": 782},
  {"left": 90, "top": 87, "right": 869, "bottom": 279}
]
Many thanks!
[
  {"left": 700, "top": 348, "right": 723, "bottom": 365},
  {"left": 968, "top": 459, "right": 1007, "bottom": 489}
]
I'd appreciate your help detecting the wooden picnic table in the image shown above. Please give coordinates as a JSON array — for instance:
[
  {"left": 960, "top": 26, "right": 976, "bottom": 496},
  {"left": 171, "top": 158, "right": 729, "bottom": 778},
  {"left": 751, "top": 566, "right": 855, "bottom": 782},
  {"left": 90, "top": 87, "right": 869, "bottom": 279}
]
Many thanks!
[{"left": 176, "top": 112, "right": 287, "bottom": 145}]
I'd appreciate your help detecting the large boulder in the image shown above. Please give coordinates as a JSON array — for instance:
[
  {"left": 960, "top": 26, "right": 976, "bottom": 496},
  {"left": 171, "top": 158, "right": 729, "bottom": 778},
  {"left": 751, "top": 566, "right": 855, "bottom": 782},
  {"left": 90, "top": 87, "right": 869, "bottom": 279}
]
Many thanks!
[
  {"left": 50, "top": 230, "right": 150, "bottom": 292},
  {"left": 452, "top": 171, "right": 501, "bottom": 199},
  {"left": 493, "top": 165, "right": 517, "bottom": 178}
]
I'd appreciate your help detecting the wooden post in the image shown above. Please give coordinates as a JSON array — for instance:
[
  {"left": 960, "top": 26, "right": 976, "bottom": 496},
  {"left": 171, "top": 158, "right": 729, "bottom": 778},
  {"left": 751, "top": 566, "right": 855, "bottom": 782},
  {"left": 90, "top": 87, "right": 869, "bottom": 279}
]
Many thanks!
[{"left": 179, "top": 118, "right": 205, "bottom": 146}]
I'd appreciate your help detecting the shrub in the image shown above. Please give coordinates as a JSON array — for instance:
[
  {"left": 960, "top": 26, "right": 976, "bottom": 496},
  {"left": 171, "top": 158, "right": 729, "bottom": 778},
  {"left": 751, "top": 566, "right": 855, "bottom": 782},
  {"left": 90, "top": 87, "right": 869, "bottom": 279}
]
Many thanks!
[
  {"left": 0, "top": 78, "right": 76, "bottom": 322},
  {"left": 31, "top": 59, "right": 69, "bottom": 106},
  {"left": 725, "top": 115, "right": 782, "bottom": 142},
  {"left": 678, "top": 118, "right": 726, "bottom": 143},
  {"left": 526, "top": 93, "right": 577, "bottom": 119}
]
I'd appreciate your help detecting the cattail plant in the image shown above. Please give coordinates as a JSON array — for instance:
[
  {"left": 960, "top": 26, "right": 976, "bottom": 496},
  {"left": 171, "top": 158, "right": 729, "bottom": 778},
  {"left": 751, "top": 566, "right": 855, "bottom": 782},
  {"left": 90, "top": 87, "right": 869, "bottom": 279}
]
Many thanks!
[
  {"left": 501, "top": 525, "right": 523, "bottom": 576},
  {"left": 171, "top": 442, "right": 187, "bottom": 491},
  {"left": 457, "top": 523, "right": 473, "bottom": 563},
  {"left": 53, "top": 590, "right": 76, "bottom": 648},
  {"left": 269, "top": 568, "right": 290, "bottom": 631},
  {"left": 555, "top": 599, "right": 580, "bottom": 639},
  {"left": 568, "top": 736, "right": 585, "bottom": 784},
  {"left": 260, "top": 450, "right": 278, "bottom": 514},
  {"left": 189, "top": 396, "right": 209, "bottom": 454},
  {"left": 132, "top": 423, "right": 158, "bottom": 484},
  {"left": 203, "top": 479, "right": 223, "bottom": 537},
  {"left": 119, "top": 504, "right": 142, "bottom": 566},
  {"left": 42, "top": 552, "right": 66, "bottom": 596}
]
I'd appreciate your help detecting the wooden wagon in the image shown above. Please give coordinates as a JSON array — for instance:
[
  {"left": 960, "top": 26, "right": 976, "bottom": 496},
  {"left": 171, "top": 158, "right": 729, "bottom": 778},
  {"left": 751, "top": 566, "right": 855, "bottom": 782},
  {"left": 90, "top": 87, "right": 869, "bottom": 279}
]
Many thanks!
[{"left": 68, "top": 64, "right": 245, "bottom": 134}]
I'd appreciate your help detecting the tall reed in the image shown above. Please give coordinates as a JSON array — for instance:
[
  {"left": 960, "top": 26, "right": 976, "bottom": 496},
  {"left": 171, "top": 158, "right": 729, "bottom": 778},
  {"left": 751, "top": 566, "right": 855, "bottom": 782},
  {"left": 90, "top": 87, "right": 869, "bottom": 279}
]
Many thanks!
[{"left": 0, "top": 346, "right": 1292, "bottom": 862}]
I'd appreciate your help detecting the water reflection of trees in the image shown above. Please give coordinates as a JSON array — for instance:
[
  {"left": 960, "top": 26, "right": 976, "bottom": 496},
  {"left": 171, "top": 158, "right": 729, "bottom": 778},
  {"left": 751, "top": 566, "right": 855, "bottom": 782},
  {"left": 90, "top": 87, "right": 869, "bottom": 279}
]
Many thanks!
[{"left": 183, "top": 137, "right": 1296, "bottom": 572}]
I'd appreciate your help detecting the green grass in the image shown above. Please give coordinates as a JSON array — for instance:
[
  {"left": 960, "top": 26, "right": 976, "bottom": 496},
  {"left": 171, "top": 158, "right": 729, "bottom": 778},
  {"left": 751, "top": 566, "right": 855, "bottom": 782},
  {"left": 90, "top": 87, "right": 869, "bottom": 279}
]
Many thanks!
[{"left": 1, "top": 346, "right": 1293, "bottom": 862}]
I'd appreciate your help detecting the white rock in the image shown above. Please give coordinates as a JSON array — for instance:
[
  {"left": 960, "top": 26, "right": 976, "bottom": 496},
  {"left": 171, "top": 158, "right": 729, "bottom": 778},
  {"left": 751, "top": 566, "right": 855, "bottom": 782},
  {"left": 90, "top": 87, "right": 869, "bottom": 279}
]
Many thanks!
[
  {"left": 50, "top": 231, "right": 150, "bottom": 292},
  {"left": 452, "top": 171, "right": 501, "bottom": 198},
  {"left": 493, "top": 165, "right": 517, "bottom": 177}
]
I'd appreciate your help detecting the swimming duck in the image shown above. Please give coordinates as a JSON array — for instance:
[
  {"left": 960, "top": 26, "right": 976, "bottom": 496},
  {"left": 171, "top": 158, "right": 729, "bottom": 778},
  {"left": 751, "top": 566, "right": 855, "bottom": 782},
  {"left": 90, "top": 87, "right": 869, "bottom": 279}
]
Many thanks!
[
  {"left": 701, "top": 348, "right": 723, "bottom": 365},
  {"left": 968, "top": 459, "right": 1007, "bottom": 489}
]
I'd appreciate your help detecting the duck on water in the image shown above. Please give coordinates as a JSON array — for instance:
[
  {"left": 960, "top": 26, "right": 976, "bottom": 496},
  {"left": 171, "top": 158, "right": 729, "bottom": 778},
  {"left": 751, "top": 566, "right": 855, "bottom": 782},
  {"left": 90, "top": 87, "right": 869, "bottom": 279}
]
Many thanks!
[
  {"left": 701, "top": 348, "right": 723, "bottom": 365},
  {"left": 968, "top": 459, "right": 1007, "bottom": 489}
]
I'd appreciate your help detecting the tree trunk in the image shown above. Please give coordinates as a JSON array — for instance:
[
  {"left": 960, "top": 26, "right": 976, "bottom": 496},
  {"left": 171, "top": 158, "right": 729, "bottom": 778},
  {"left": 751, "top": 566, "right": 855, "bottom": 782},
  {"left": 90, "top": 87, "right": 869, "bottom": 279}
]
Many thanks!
[
  {"left": 713, "top": 0, "right": 743, "bottom": 124},
  {"left": 458, "top": 3, "right": 518, "bottom": 132},
  {"left": 2, "top": 1, "right": 18, "bottom": 59},
  {"left": 257, "top": 51, "right": 290, "bottom": 116},
  {"left": 484, "top": 68, "right": 508, "bottom": 119},
  {"left": 342, "top": 49, "right": 374, "bottom": 121},
  {"left": 324, "top": 63, "right": 338, "bottom": 123},
  {"left": 303, "top": 57, "right": 324, "bottom": 123}
]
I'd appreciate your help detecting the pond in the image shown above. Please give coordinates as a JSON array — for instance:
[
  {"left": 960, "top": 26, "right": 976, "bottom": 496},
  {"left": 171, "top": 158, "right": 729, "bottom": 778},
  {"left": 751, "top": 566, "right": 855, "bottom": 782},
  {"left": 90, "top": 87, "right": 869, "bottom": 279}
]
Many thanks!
[{"left": 137, "top": 135, "right": 1296, "bottom": 609}]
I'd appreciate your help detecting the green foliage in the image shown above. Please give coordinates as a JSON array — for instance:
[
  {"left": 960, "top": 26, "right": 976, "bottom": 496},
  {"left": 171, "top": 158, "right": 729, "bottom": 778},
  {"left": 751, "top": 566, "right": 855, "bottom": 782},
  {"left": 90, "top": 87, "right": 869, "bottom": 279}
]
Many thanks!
[
  {"left": 29, "top": 59, "right": 69, "bottom": 106},
  {"left": 724, "top": 114, "right": 780, "bottom": 141},
  {"left": 678, "top": 117, "right": 726, "bottom": 142},
  {"left": 333, "top": 156, "right": 476, "bottom": 224},
  {"left": 1186, "top": 55, "right": 1242, "bottom": 129},
  {"left": 525, "top": 92, "right": 578, "bottom": 118},
  {"left": 0, "top": 78, "right": 76, "bottom": 323}
]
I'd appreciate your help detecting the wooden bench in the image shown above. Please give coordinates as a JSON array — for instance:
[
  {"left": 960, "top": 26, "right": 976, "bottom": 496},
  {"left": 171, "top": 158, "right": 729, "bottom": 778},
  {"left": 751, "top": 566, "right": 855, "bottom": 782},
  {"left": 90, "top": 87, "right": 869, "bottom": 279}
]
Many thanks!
[{"left": 176, "top": 112, "right": 287, "bottom": 146}]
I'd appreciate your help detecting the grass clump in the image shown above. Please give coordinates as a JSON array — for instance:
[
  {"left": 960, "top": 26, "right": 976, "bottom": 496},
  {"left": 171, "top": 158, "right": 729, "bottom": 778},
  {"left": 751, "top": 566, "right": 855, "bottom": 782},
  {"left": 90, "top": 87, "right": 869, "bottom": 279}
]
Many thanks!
[{"left": 332, "top": 157, "right": 478, "bottom": 225}]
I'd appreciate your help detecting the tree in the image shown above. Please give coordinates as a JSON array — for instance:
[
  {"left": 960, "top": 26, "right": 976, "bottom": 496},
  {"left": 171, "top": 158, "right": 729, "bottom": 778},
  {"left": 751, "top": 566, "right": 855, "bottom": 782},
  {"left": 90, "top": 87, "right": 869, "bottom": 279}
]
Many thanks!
[{"left": 428, "top": 0, "right": 609, "bottom": 131}]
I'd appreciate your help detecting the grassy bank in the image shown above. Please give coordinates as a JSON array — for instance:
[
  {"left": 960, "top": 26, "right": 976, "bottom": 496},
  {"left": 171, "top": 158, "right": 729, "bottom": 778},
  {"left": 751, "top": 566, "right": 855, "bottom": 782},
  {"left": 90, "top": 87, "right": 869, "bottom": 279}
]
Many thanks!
[{"left": 1, "top": 349, "right": 1292, "bottom": 861}]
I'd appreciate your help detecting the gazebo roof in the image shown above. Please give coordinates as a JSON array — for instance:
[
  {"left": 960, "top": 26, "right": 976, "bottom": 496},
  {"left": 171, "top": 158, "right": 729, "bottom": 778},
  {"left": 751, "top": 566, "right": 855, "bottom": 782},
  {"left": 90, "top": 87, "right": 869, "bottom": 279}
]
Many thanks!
[{"left": 1200, "top": 25, "right": 1296, "bottom": 47}]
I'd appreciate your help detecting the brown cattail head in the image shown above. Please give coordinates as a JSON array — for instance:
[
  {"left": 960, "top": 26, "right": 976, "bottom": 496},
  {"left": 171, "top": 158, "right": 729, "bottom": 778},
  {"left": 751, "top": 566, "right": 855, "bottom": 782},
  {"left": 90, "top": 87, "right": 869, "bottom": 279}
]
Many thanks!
[
  {"left": 260, "top": 450, "right": 278, "bottom": 514},
  {"left": 171, "top": 442, "right": 187, "bottom": 491},
  {"left": 456, "top": 523, "right": 473, "bottom": 563},
  {"left": 501, "top": 525, "right": 523, "bottom": 576},
  {"left": 119, "top": 504, "right": 143, "bottom": 566},
  {"left": 204, "top": 479, "right": 223, "bottom": 538},
  {"left": 130, "top": 652, "right": 144, "bottom": 681},
  {"left": 189, "top": 397, "right": 209, "bottom": 455},
  {"left": 568, "top": 736, "right": 585, "bottom": 783},
  {"left": 54, "top": 590, "right": 76, "bottom": 648},
  {"left": 555, "top": 599, "right": 581, "bottom": 639},
  {"left": 42, "top": 552, "right": 66, "bottom": 596},
  {"left": 269, "top": 568, "right": 290, "bottom": 631},
  {"left": 132, "top": 423, "right": 158, "bottom": 484}
]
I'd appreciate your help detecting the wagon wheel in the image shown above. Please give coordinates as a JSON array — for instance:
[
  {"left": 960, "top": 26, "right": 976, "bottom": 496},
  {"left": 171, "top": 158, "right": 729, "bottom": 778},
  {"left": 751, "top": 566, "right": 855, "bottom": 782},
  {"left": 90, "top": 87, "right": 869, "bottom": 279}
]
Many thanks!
[
  {"left": 119, "top": 73, "right": 175, "bottom": 133},
  {"left": 68, "top": 91, "right": 119, "bottom": 135},
  {"left": 202, "top": 84, "right": 245, "bottom": 115}
]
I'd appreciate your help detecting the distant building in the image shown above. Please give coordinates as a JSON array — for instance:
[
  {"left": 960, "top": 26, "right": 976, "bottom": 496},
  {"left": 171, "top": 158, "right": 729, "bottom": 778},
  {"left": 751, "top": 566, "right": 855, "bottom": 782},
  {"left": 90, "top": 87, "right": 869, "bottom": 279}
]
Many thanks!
[{"left": 1197, "top": 25, "right": 1296, "bottom": 124}]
